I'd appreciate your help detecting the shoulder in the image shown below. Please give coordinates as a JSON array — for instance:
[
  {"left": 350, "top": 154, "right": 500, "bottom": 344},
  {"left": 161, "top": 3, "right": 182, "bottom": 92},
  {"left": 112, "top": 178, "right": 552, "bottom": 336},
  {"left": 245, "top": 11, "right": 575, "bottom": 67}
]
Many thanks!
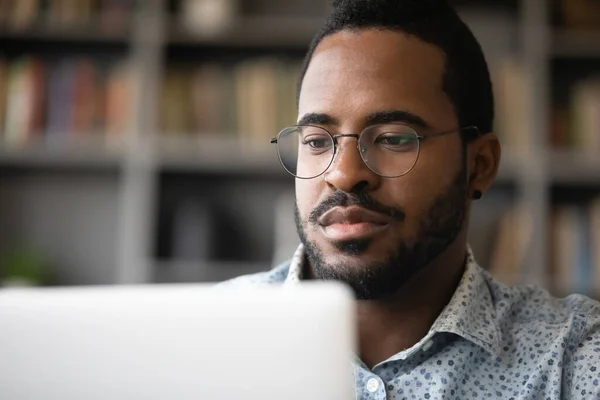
[
  {"left": 483, "top": 271, "right": 600, "bottom": 395},
  {"left": 482, "top": 267, "right": 600, "bottom": 328},
  {"left": 215, "top": 260, "right": 292, "bottom": 288},
  {"left": 561, "top": 296, "right": 600, "bottom": 397}
]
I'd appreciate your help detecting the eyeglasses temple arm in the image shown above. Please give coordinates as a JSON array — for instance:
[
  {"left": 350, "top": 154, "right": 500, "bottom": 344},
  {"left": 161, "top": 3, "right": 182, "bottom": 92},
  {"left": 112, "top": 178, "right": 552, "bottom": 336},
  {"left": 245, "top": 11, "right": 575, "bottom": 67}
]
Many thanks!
[{"left": 418, "top": 126, "right": 481, "bottom": 141}]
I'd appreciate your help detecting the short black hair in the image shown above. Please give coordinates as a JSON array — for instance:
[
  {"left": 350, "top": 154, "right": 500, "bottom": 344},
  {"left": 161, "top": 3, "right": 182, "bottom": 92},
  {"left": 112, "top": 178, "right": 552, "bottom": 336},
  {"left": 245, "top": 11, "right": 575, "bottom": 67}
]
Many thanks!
[{"left": 297, "top": 0, "right": 494, "bottom": 141}]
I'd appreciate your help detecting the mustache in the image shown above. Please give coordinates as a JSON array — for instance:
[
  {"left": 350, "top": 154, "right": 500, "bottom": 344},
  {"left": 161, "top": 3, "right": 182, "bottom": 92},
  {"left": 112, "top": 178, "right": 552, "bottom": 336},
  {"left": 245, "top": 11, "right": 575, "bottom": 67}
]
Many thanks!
[{"left": 308, "top": 191, "right": 406, "bottom": 224}]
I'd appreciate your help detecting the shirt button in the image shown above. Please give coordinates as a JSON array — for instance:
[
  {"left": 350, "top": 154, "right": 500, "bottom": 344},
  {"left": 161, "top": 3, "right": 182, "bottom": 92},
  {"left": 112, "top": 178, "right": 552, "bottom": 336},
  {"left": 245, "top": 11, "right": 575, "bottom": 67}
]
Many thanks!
[
  {"left": 366, "top": 377, "right": 380, "bottom": 393},
  {"left": 422, "top": 339, "right": 434, "bottom": 352}
]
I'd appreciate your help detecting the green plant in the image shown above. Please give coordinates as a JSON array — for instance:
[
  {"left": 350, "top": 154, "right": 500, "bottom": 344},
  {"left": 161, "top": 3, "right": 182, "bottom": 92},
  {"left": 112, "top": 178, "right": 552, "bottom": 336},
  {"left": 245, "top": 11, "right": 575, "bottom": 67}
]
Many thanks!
[{"left": 0, "top": 246, "right": 56, "bottom": 286}]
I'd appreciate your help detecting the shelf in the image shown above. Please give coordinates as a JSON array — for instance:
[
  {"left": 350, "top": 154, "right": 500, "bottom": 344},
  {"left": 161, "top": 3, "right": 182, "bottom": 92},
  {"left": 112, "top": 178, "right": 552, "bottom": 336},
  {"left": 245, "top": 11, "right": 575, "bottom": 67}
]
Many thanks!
[
  {"left": 157, "top": 135, "right": 528, "bottom": 182},
  {"left": 153, "top": 259, "right": 270, "bottom": 283},
  {"left": 156, "top": 135, "right": 286, "bottom": 176},
  {"left": 549, "top": 149, "right": 600, "bottom": 185},
  {"left": 551, "top": 29, "right": 600, "bottom": 58},
  {"left": 0, "top": 135, "right": 531, "bottom": 181},
  {"left": 451, "top": 0, "right": 518, "bottom": 9},
  {"left": 0, "top": 25, "right": 130, "bottom": 44},
  {"left": 168, "top": 15, "right": 322, "bottom": 49},
  {"left": 0, "top": 144, "right": 124, "bottom": 172}
]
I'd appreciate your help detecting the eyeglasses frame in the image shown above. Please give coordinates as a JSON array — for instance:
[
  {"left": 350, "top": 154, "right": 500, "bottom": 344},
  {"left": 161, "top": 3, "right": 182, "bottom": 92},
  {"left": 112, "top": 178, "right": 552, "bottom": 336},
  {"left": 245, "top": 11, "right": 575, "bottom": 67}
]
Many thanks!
[{"left": 270, "top": 123, "right": 481, "bottom": 179}]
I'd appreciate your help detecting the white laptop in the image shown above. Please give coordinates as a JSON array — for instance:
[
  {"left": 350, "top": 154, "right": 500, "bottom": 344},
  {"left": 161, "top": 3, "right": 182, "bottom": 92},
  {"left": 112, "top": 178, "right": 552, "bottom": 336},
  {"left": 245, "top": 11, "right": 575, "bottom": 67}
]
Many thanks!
[{"left": 0, "top": 282, "right": 356, "bottom": 400}]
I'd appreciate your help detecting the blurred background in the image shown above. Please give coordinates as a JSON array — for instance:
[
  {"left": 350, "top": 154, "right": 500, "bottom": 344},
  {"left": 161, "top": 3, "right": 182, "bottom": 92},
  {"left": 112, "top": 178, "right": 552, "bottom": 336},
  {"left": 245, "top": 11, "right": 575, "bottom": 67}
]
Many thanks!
[{"left": 0, "top": 0, "right": 598, "bottom": 299}]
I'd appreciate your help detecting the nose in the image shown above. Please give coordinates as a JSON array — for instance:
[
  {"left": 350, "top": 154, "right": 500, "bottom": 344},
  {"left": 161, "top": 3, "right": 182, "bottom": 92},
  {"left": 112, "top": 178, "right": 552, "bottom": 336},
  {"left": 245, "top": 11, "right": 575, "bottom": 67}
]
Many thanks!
[{"left": 323, "top": 136, "right": 380, "bottom": 193}]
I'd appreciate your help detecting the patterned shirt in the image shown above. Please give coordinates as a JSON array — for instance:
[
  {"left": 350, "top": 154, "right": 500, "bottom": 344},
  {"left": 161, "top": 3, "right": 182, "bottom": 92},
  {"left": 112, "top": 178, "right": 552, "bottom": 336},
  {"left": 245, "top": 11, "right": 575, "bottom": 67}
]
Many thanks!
[{"left": 223, "top": 244, "right": 600, "bottom": 399}]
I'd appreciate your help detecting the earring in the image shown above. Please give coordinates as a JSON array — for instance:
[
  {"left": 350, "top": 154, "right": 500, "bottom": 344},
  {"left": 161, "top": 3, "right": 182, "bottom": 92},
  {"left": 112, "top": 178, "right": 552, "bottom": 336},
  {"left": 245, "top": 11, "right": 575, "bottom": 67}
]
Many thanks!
[{"left": 473, "top": 190, "right": 483, "bottom": 200}]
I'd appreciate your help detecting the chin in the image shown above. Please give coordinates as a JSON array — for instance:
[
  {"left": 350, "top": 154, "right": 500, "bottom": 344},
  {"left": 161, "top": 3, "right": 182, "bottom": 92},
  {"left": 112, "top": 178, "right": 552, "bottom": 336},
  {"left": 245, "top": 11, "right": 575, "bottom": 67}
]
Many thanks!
[
  {"left": 321, "top": 228, "right": 399, "bottom": 255},
  {"left": 322, "top": 251, "right": 385, "bottom": 271},
  {"left": 316, "top": 237, "right": 398, "bottom": 272},
  {"left": 308, "top": 248, "right": 407, "bottom": 300},
  {"left": 303, "top": 233, "right": 423, "bottom": 300}
]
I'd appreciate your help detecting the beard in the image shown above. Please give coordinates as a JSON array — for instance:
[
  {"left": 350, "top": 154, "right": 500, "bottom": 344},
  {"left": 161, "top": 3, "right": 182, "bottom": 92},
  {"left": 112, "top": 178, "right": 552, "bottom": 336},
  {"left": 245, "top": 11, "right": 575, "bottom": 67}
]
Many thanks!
[{"left": 294, "top": 148, "right": 468, "bottom": 300}]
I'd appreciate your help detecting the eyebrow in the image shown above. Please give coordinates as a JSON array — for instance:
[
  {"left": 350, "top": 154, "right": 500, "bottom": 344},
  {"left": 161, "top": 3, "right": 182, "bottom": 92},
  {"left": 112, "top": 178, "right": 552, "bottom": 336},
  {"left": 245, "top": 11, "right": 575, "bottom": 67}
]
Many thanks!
[
  {"left": 297, "top": 113, "right": 339, "bottom": 126},
  {"left": 297, "top": 109, "right": 429, "bottom": 129},
  {"left": 366, "top": 110, "right": 429, "bottom": 129}
]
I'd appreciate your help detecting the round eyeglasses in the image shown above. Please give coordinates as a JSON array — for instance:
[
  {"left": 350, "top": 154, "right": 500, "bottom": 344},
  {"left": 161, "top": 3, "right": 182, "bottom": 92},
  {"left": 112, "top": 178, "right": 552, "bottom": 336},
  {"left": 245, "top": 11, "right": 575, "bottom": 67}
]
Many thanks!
[{"left": 270, "top": 123, "right": 480, "bottom": 179}]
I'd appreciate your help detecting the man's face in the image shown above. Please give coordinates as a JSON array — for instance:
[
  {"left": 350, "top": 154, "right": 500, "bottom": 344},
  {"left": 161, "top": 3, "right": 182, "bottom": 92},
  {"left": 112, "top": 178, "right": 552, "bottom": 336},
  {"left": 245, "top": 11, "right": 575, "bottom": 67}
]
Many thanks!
[{"left": 294, "top": 29, "right": 469, "bottom": 300}]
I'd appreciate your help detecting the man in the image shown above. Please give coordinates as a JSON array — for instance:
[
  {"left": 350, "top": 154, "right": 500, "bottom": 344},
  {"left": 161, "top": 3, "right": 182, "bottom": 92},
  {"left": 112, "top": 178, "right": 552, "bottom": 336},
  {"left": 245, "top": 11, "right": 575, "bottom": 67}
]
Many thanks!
[{"left": 225, "top": 0, "right": 600, "bottom": 398}]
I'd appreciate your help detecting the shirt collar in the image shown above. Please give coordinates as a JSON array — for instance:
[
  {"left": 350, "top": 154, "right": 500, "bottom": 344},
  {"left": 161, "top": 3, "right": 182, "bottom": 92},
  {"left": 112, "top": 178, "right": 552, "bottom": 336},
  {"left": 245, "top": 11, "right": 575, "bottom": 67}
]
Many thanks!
[
  {"left": 283, "top": 243, "right": 501, "bottom": 357},
  {"left": 430, "top": 248, "right": 502, "bottom": 357},
  {"left": 283, "top": 244, "right": 305, "bottom": 286}
]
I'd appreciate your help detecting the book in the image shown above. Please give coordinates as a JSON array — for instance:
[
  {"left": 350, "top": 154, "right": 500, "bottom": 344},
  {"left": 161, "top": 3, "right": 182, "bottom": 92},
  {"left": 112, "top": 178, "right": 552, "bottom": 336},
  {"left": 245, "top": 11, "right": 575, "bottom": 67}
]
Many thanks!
[
  {"left": 550, "top": 199, "right": 600, "bottom": 297},
  {"left": 569, "top": 77, "right": 600, "bottom": 155},
  {"left": 0, "top": 58, "right": 7, "bottom": 138},
  {"left": 104, "top": 60, "right": 134, "bottom": 147},
  {"left": 491, "top": 57, "right": 532, "bottom": 152},
  {"left": 160, "top": 58, "right": 301, "bottom": 141},
  {"left": 487, "top": 206, "right": 532, "bottom": 286},
  {"left": 0, "top": 57, "right": 133, "bottom": 149},
  {"left": 0, "top": 0, "right": 134, "bottom": 31},
  {"left": 3, "top": 57, "right": 45, "bottom": 148},
  {"left": 10, "top": 0, "right": 39, "bottom": 30},
  {"left": 560, "top": 0, "right": 600, "bottom": 28}
]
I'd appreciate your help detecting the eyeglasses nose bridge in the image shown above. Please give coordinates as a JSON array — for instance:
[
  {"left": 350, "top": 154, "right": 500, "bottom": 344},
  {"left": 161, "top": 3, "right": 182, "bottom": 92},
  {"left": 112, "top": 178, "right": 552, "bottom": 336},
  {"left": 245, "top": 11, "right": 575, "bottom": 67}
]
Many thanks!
[
  {"left": 331, "top": 133, "right": 362, "bottom": 154},
  {"left": 330, "top": 133, "right": 368, "bottom": 169}
]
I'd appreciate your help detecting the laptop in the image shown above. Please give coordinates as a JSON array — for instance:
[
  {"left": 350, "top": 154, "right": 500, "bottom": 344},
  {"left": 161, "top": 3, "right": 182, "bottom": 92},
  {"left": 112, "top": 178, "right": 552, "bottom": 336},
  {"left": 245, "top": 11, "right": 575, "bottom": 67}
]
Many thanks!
[{"left": 0, "top": 282, "right": 356, "bottom": 400}]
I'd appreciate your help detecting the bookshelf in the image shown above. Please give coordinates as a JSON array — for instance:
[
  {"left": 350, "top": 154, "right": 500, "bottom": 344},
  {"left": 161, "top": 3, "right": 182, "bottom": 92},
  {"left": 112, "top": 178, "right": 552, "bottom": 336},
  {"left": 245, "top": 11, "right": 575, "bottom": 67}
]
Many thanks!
[
  {"left": 0, "top": 144, "right": 123, "bottom": 171},
  {"left": 0, "top": 0, "right": 598, "bottom": 298},
  {"left": 552, "top": 30, "right": 600, "bottom": 58}
]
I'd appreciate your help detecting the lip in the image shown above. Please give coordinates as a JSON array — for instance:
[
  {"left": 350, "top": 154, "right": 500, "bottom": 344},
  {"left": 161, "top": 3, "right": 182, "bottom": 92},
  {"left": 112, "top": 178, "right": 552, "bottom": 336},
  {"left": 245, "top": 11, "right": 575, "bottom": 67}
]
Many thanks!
[{"left": 318, "top": 206, "right": 391, "bottom": 241}]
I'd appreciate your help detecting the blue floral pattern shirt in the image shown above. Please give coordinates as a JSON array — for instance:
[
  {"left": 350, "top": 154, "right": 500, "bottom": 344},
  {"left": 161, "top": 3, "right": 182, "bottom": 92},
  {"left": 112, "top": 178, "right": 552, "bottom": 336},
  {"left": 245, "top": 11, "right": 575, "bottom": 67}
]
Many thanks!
[{"left": 223, "top": 244, "right": 600, "bottom": 399}]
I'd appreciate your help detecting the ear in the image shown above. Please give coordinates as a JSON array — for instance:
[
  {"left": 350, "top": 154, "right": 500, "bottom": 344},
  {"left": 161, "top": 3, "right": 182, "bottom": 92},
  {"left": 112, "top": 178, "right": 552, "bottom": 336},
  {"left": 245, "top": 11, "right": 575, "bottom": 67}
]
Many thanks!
[{"left": 467, "top": 133, "right": 501, "bottom": 199}]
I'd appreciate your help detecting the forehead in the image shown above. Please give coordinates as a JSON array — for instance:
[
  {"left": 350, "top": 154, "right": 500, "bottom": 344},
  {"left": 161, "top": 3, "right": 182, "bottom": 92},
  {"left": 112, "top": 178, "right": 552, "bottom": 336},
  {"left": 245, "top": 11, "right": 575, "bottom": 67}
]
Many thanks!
[{"left": 298, "top": 29, "right": 453, "bottom": 127}]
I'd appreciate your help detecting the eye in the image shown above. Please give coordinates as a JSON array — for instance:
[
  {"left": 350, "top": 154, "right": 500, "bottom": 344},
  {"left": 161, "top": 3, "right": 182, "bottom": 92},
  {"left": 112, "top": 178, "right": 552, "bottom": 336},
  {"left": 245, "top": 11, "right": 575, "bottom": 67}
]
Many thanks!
[
  {"left": 374, "top": 133, "right": 416, "bottom": 148},
  {"left": 302, "top": 136, "right": 331, "bottom": 149},
  {"left": 298, "top": 127, "right": 333, "bottom": 152}
]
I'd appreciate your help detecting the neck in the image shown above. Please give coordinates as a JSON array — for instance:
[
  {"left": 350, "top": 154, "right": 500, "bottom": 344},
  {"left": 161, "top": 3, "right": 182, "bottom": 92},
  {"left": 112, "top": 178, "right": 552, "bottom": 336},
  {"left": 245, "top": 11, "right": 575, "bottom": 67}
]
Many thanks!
[{"left": 356, "top": 236, "right": 468, "bottom": 369}]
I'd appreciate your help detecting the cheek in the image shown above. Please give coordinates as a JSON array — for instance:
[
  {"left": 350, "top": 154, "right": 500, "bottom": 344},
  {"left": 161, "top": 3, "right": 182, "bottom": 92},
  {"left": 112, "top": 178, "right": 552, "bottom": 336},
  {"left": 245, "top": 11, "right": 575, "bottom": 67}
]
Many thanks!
[
  {"left": 295, "top": 180, "right": 320, "bottom": 223},
  {"left": 379, "top": 179, "right": 426, "bottom": 234},
  {"left": 392, "top": 149, "right": 462, "bottom": 220},
  {"left": 383, "top": 164, "right": 451, "bottom": 221}
]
